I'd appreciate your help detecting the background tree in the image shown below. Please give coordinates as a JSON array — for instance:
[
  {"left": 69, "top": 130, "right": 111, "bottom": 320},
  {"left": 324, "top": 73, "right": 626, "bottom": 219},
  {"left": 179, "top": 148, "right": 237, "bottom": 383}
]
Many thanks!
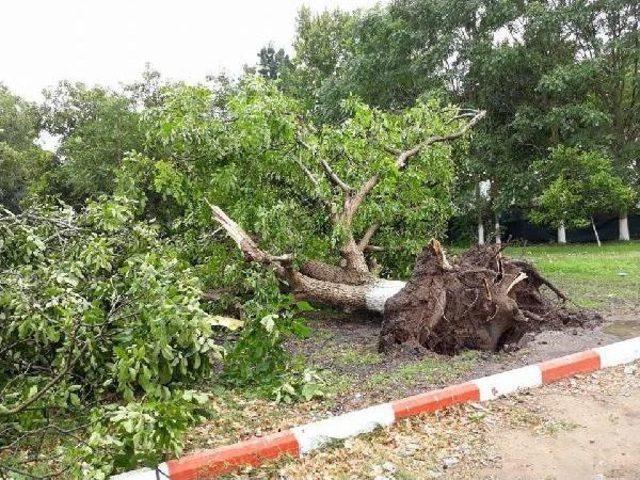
[
  {"left": 530, "top": 146, "right": 635, "bottom": 245},
  {"left": 561, "top": 0, "right": 640, "bottom": 239},
  {"left": 0, "top": 84, "right": 51, "bottom": 211},
  {"left": 253, "top": 44, "right": 292, "bottom": 80},
  {"left": 40, "top": 81, "right": 144, "bottom": 205},
  {"left": 277, "top": 0, "right": 639, "bottom": 242}
]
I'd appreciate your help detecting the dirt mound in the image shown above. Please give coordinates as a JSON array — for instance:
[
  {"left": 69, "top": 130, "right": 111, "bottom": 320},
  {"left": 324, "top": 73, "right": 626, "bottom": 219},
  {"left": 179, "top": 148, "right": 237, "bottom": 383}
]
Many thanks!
[{"left": 379, "top": 241, "right": 602, "bottom": 354}]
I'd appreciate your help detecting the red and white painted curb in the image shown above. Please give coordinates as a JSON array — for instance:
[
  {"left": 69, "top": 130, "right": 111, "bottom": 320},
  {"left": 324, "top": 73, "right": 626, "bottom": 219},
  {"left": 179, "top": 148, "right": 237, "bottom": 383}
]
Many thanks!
[{"left": 113, "top": 336, "right": 640, "bottom": 480}]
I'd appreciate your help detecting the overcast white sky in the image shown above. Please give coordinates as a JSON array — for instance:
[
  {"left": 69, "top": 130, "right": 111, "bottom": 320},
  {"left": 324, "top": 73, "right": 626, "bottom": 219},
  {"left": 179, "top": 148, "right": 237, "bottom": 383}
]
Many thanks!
[{"left": 2, "top": 0, "right": 382, "bottom": 102}]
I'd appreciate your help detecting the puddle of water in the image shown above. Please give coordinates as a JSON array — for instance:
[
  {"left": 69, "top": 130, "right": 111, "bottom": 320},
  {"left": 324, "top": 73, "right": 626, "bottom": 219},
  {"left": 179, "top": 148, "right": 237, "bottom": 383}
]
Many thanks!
[{"left": 603, "top": 320, "right": 640, "bottom": 339}]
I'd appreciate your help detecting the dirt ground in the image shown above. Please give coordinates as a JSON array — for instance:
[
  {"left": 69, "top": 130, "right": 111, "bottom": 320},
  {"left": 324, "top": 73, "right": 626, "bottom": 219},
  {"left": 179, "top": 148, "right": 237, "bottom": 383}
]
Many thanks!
[
  {"left": 189, "top": 304, "right": 640, "bottom": 454},
  {"left": 285, "top": 305, "right": 638, "bottom": 411},
  {"left": 482, "top": 386, "right": 640, "bottom": 479},
  {"left": 182, "top": 245, "right": 640, "bottom": 480}
]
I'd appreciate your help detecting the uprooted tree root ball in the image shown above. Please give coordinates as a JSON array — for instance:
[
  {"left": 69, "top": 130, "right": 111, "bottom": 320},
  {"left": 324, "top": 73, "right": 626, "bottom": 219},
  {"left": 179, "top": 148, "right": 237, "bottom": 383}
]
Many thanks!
[{"left": 379, "top": 240, "right": 602, "bottom": 355}]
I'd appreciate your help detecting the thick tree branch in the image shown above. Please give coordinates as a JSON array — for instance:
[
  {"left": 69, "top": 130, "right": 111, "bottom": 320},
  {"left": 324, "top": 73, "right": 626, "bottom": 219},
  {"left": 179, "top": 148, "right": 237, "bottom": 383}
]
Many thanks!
[
  {"left": 358, "top": 223, "right": 380, "bottom": 251},
  {"left": 395, "top": 110, "right": 486, "bottom": 168},
  {"left": 319, "top": 158, "right": 353, "bottom": 193},
  {"left": 207, "top": 201, "right": 293, "bottom": 277}
]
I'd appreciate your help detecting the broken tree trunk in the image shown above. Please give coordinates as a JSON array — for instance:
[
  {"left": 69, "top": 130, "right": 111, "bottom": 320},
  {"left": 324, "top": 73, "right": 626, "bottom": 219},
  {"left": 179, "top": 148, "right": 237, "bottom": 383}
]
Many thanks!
[{"left": 207, "top": 202, "right": 405, "bottom": 312}]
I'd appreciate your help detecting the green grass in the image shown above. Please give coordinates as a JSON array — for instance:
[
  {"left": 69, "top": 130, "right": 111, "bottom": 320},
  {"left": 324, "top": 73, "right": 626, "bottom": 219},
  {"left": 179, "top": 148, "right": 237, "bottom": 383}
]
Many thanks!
[
  {"left": 367, "top": 350, "right": 479, "bottom": 388},
  {"left": 448, "top": 241, "right": 639, "bottom": 307},
  {"left": 334, "top": 348, "right": 384, "bottom": 367}
]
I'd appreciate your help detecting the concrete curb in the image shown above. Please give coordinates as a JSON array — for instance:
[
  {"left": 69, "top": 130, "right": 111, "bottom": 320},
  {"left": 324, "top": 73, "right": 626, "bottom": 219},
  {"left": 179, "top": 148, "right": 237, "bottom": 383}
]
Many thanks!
[{"left": 113, "top": 336, "right": 640, "bottom": 480}]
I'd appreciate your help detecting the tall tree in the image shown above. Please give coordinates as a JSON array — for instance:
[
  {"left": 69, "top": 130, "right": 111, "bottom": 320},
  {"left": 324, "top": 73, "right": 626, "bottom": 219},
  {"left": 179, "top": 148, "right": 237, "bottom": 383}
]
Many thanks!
[
  {"left": 530, "top": 146, "right": 635, "bottom": 245},
  {"left": 40, "top": 81, "right": 144, "bottom": 205},
  {"left": 254, "top": 45, "right": 292, "bottom": 80},
  {"left": 0, "top": 84, "right": 51, "bottom": 211},
  {"left": 563, "top": 0, "right": 640, "bottom": 239}
]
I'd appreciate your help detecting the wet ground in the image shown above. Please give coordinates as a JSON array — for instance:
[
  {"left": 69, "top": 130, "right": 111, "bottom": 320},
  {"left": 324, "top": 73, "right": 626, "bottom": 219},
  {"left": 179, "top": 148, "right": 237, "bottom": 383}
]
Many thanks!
[{"left": 602, "top": 314, "right": 640, "bottom": 339}]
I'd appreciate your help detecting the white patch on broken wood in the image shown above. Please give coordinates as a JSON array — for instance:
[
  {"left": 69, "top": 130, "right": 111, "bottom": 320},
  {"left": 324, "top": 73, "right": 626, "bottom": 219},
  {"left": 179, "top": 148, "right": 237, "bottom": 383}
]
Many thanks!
[
  {"left": 365, "top": 279, "right": 406, "bottom": 313},
  {"left": 506, "top": 272, "right": 527, "bottom": 294}
]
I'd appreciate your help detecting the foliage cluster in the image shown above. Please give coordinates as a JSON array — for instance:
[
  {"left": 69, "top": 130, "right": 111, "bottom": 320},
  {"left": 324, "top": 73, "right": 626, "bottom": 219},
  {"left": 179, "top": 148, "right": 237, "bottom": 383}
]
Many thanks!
[
  {"left": 271, "top": 0, "right": 639, "bottom": 235},
  {"left": 530, "top": 146, "right": 635, "bottom": 229},
  {"left": 0, "top": 196, "right": 236, "bottom": 477},
  {"left": 1, "top": 72, "right": 469, "bottom": 476}
]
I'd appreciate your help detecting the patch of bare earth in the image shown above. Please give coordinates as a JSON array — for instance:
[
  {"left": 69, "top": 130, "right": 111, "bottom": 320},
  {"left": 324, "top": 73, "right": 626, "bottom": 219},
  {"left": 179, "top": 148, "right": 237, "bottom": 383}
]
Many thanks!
[{"left": 221, "top": 361, "right": 640, "bottom": 480}]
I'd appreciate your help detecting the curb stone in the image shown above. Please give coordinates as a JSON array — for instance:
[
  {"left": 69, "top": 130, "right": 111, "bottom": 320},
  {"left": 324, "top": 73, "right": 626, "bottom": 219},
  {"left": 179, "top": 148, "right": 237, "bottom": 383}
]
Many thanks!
[{"left": 113, "top": 336, "right": 640, "bottom": 480}]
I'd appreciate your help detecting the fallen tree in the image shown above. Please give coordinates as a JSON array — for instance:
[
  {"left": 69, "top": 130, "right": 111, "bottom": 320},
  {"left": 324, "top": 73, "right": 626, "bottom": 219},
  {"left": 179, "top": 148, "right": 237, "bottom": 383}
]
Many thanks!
[
  {"left": 211, "top": 204, "right": 600, "bottom": 353},
  {"left": 208, "top": 108, "right": 486, "bottom": 312},
  {"left": 208, "top": 106, "right": 598, "bottom": 354}
]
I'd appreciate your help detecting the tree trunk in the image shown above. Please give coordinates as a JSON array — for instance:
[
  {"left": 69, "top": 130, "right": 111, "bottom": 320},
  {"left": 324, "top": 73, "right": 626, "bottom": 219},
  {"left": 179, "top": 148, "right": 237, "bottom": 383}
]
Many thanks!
[
  {"left": 591, "top": 217, "right": 602, "bottom": 247},
  {"left": 558, "top": 222, "right": 567, "bottom": 244},
  {"left": 290, "top": 272, "right": 404, "bottom": 313},
  {"left": 478, "top": 220, "right": 485, "bottom": 245},
  {"left": 494, "top": 213, "right": 501, "bottom": 245},
  {"left": 619, "top": 213, "right": 630, "bottom": 241}
]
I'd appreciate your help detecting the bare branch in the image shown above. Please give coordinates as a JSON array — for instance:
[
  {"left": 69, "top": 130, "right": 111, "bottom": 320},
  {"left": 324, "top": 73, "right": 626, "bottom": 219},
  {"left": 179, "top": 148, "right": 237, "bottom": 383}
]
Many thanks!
[
  {"left": 319, "top": 158, "right": 353, "bottom": 193},
  {"left": 295, "top": 133, "right": 351, "bottom": 192},
  {"left": 383, "top": 145, "right": 401, "bottom": 156},
  {"left": 294, "top": 157, "right": 320, "bottom": 189},
  {"left": 358, "top": 223, "right": 380, "bottom": 251},
  {"left": 293, "top": 156, "right": 335, "bottom": 214},
  {"left": 395, "top": 110, "right": 486, "bottom": 169},
  {"left": 206, "top": 201, "right": 293, "bottom": 276},
  {"left": 346, "top": 174, "right": 380, "bottom": 223},
  {"left": 505, "top": 272, "right": 528, "bottom": 294}
]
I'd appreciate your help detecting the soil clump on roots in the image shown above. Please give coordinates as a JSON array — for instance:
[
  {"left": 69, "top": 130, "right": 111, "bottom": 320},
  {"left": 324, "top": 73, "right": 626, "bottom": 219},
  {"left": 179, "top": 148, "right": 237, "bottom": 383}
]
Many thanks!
[{"left": 379, "top": 240, "right": 602, "bottom": 354}]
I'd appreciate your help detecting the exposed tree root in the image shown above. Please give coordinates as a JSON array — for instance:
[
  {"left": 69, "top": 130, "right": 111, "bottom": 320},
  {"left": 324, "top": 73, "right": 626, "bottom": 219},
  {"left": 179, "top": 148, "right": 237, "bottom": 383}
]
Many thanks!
[{"left": 379, "top": 240, "right": 602, "bottom": 354}]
